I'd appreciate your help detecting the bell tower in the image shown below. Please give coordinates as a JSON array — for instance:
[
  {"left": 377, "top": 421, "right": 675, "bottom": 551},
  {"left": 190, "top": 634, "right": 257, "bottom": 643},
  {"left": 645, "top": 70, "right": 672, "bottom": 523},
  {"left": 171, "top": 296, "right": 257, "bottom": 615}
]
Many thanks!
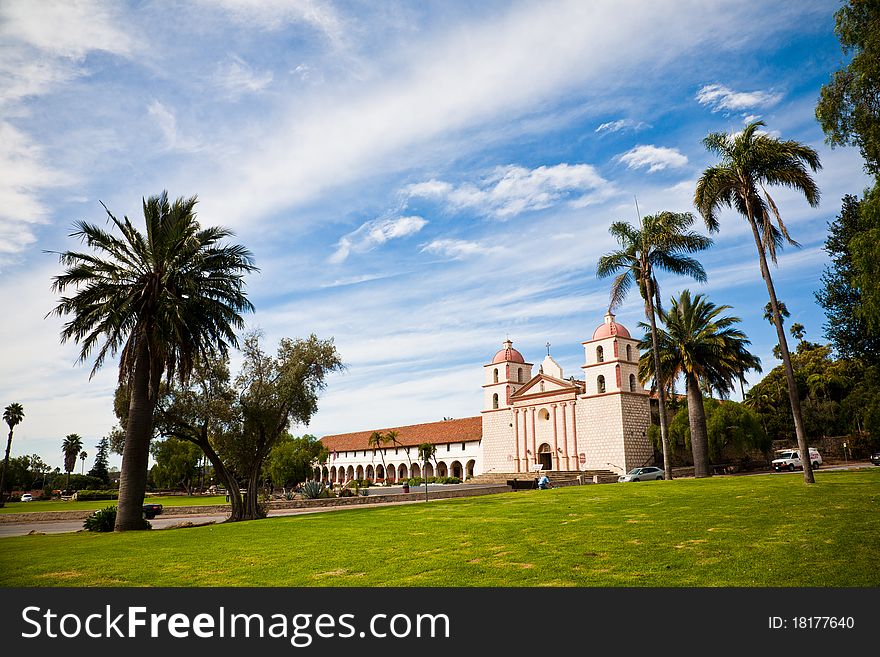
[{"left": 483, "top": 339, "right": 532, "bottom": 411}]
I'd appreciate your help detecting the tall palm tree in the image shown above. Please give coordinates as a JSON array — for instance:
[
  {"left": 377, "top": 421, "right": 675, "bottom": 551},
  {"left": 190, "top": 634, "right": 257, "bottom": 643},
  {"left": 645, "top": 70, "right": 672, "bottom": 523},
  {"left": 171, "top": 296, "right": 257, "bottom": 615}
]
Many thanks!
[
  {"left": 0, "top": 403, "right": 25, "bottom": 507},
  {"left": 597, "top": 211, "right": 712, "bottom": 479},
  {"left": 79, "top": 451, "right": 88, "bottom": 474},
  {"left": 62, "top": 434, "right": 83, "bottom": 491},
  {"left": 638, "top": 291, "right": 761, "bottom": 477},
  {"left": 49, "top": 192, "right": 257, "bottom": 529},
  {"left": 695, "top": 120, "right": 821, "bottom": 483},
  {"left": 367, "top": 431, "right": 391, "bottom": 481}
]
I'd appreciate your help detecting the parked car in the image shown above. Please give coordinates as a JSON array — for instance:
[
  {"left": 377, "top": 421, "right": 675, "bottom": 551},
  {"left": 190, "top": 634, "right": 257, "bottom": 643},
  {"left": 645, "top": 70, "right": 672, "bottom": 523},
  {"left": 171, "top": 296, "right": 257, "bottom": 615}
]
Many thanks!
[
  {"left": 870, "top": 451, "right": 880, "bottom": 466},
  {"left": 20, "top": 493, "right": 33, "bottom": 502},
  {"left": 618, "top": 467, "right": 664, "bottom": 482},
  {"left": 772, "top": 447, "right": 822, "bottom": 472},
  {"left": 142, "top": 503, "right": 163, "bottom": 519}
]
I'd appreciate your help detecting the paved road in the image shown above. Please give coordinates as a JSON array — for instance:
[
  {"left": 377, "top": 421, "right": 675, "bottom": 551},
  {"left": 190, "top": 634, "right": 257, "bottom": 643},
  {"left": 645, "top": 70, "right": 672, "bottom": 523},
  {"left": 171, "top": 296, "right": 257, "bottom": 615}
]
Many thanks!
[{"left": 0, "top": 483, "right": 486, "bottom": 538}]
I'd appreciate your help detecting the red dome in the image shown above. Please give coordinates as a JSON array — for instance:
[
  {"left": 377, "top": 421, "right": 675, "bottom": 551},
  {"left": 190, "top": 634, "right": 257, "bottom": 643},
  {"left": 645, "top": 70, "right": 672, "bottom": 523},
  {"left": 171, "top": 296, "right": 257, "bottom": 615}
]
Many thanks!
[
  {"left": 592, "top": 311, "right": 631, "bottom": 340},
  {"left": 492, "top": 339, "right": 525, "bottom": 364}
]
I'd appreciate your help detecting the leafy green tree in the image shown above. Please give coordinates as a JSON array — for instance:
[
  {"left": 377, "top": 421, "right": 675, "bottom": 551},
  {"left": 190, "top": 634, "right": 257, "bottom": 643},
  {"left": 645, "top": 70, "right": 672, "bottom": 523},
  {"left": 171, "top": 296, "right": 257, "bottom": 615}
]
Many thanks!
[
  {"left": 62, "top": 434, "right": 83, "bottom": 491},
  {"left": 266, "top": 435, "right": 328, "bottom": 490},
  {"left": 49, "top": 191, "right": 257, "bottom": 530},
  {"left": 0, "top": 402, "right": 25, "bottom": 507},
  {"left": 849, "top": 184, "right": 880, "bottom": 334},
  {"left": 88, "top": 436, "right": 111, "bottom": 485},
  {"left": 816, "top": 193, "right": 880, "bottom": 363},
  {"left": 696, "top": 120, "right": 821, "bottom": 484},
  {"left": 597, "top": 211, "right": 712, "bottom": 479},
  {"left": 816, "top": 0, "right": 880, "bottom": 176},
  {"left": 150, "top": 437, "right": 203, "bottom": 494},
  {"left": 638, "top": 291, "right": 761, "bottom": 477}
]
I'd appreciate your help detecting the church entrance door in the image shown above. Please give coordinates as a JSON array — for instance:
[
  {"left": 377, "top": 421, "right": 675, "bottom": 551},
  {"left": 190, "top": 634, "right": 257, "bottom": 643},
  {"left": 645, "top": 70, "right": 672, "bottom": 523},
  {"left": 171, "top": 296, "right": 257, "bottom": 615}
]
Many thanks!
[{"left": 538, "top": 443, "right": 553, "bottom": 471}]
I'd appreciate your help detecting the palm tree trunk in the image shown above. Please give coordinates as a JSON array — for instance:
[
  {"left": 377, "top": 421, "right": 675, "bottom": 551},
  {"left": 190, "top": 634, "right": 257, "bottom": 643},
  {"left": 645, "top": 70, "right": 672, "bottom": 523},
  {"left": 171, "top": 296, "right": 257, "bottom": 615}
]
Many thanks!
[
  {"left": 745, "top": 214, "right": 814, "bottom": 484},
  {"left": 686, "top": 373, "right": 710, "bottom": 478},
  {"left": 645, "top": 288, "right": 673, "bottom": 480},
  {"left": 0, "top": 429, "right": 14, "bottom": 507},
  {"left": 115, "top": 345, "right": 159, "bottom": 530}
]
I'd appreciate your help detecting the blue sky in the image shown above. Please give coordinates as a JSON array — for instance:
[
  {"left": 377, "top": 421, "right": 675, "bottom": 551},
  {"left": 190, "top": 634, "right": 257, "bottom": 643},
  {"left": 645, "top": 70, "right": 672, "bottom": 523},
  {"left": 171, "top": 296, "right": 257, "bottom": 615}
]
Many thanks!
[{"left": 0, "top": 0, "right": 871, "bottom": 470}]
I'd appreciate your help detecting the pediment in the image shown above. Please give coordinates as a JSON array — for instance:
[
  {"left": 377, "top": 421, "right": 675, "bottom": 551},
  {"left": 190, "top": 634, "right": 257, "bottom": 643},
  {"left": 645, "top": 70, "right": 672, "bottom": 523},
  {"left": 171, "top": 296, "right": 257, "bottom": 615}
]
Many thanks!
[{"left": 511, "top": 373, "right": 579, "bottom": 399}]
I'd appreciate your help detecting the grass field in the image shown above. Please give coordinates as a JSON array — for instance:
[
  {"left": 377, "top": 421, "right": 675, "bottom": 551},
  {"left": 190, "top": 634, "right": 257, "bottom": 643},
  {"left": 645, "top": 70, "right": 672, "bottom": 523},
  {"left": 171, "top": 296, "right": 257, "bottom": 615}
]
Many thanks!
[
  {"left": 0, "top": 495, "right": 229, "bottom": 515},
  {"left": 1, "top": 470, "right": 877, "bottom": 587}
]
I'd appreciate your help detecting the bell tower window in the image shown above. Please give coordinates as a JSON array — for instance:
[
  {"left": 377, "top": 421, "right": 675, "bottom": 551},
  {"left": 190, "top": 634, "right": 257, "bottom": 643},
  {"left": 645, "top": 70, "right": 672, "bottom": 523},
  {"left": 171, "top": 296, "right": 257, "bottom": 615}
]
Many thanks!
[
  {"left": 493, "top": 368, "right": 499, "bottom": 383},
  {"left": 518, "top": 368, "right": 523, "bottom": 383},
  {"left": 626, "top": 344, "right": 632, "bottom": 361},
  {"left": 597, "top": 375, "right": 606, "bottom": 394},
  {"left": 492, "top": 393, "right": 499, "bottom": 409},
  {"left": 596, "top": 346, "right": 604, "bottom": 363},
  {"left": 629, "top": 373, "right": 636, "bottom": 392}
]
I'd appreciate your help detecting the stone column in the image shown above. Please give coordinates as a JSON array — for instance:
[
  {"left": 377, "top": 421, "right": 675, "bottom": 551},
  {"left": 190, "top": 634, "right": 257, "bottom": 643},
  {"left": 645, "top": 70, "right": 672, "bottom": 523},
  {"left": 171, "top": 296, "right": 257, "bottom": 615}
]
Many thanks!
[
  {"left": 514, "top": 409, "right": 521, "bottom": 473},
  {"left": 530, "top": 407, "right": 537, "bottom": 468},
  {"left": 551, "top": 404, "right": 559, "bottom": 471},
  {"left": 561, "top": 402, "right": 571, "bottom": 469},
  {"left": 571, "top": 401, "right": 579, "bottom": 471}
]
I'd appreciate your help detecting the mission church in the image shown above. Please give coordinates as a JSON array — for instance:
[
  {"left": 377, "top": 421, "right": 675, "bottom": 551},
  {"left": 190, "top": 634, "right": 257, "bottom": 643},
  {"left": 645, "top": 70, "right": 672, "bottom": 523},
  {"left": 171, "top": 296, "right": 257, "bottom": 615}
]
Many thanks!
[{"left": 319, "top": 311, "right": 654, "bottom": 483}]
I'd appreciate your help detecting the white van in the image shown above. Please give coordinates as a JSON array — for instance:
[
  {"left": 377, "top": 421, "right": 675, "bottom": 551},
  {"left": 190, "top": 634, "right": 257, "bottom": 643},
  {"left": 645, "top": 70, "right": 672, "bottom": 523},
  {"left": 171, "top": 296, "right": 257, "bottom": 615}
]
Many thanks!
[{"left": 772, "top": 448, "right": 822, "bottom": 472}]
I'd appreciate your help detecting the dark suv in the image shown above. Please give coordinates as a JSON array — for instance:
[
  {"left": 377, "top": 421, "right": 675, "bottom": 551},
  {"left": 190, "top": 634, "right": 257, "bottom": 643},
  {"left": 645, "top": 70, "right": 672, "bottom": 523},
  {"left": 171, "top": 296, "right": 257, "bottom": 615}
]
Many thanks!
[
  {"left": 871, "top": 451, "right": 880, "bottom": 466},
  {"left": 143, "top": 503, "right": 163, "bottom": 519}
]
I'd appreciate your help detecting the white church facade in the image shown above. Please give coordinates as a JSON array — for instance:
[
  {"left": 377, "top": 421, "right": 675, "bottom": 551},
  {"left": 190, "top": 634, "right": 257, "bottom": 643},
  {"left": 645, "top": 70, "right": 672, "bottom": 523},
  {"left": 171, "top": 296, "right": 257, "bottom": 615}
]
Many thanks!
[{"left": 319, "top": 312, "right": 654, "bottom": 483}]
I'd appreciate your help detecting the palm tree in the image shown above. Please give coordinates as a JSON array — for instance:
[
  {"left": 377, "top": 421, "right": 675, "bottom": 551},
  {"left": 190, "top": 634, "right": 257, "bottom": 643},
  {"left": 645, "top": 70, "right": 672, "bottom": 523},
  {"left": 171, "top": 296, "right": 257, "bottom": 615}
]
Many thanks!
[
  {"left": 695, "top": 120, "right": 821, "bottom": 483},
  {"left": 417, "top": 443, "right": 436, "bottom": 501},
  {"left": 49, "top": 191, "right": 257, "bottom": 529},
  {"left": 638, "top": 291, "right": 761, "bottom": 477},
  {"left": 763, "top": 300, "right": 789, "bottom": 325},
  {"left": 62, "top": 434, "right": 83, "bottom": 491},
  {"left": 0, "top": 403, "right": 25, "bottom": 507},
  {"left": 79, "top": 451, "right": 88, "bottom": 474},
  {"left": 367, "top": 431, "right": 391, "bottom": 482},
  {"left": 597, "top": 211, "right": 712, "bottom": 479},
  {"left": 385, "top": 430, "right": 411, "bottom": 474}
]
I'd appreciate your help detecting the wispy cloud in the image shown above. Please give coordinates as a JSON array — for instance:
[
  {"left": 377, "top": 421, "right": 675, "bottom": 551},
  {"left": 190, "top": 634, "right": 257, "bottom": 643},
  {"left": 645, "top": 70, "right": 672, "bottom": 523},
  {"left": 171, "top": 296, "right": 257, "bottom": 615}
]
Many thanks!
[
  {"left": 147, "top": 100, "right": 202, "bottom": 153},
  {"left": 0, "top": 122, "right": 73, "bottom": 264},
  {"left": 420, "top": 239, "right": 503, "bottom": 260},
  {"left": 215, "top": 55, "right": 274, "bottom": 98},
  {"left": 407, "top": 163, "right": 613, "bottom": 219},
  {"left": 595, "top": 118, "right": 649, "bottom": 135},
  {"left": 618, "top": 145, "right": 688, "bottom": 173},
  {"left": 203, "top": 0, "right": 348, "bottom": 48},
  {"left": 696, "top": 83, "right": 782, "bottom": 113},
  {"left": 330, "top": 215, "right": 427, "bottom": 263}
]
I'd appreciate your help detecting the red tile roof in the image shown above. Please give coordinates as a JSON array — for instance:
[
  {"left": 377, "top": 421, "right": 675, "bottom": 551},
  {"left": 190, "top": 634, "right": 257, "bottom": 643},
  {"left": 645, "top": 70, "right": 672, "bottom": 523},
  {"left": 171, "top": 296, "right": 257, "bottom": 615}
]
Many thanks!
[{"left": 321, "top": 416, "right": 482, "bottom": 452}]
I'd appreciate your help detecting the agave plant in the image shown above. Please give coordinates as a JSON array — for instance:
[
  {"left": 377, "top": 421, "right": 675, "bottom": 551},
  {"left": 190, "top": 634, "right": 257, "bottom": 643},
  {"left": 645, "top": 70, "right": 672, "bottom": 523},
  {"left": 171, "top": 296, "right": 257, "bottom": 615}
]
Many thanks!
[{"left": 301, "top": 480, "right": 325, "bottom": 499}]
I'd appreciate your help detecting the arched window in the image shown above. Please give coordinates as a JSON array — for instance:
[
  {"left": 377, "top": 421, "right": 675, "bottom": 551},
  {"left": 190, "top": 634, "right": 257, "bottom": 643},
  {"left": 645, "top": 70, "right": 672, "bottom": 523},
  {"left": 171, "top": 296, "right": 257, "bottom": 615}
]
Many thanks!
[
  {"left": 626, "top": 344, "right": 632, "bottom": 361},
  {"left": 518, "top": 368, "right": 523, "bottom": 383},
  {"left": 597, "top": 375, "right": 606, "bottom": 394},
  {"left": 493, "top": 368, "right": 499, "bottom": 383},
  {"left": 538, "top": 408, "right": 550, "bottom": 421},
  {"left": 492, "top": 393, "right": 499, "bottom": 409},
  {"left": 629, "top": 373, "right": 636, "bottom": 392},
  {"left": 596, "top": 345, "right": 604, "bottom": 362}
]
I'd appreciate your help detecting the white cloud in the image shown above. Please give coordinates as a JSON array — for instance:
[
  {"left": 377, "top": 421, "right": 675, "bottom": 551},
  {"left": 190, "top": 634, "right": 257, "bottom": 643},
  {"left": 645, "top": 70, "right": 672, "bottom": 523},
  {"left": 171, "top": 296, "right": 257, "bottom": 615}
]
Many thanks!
[
  {"left": 407, "top": 163, "right": 613, "bottom": 219},
  {"left": 330, "top": 215, "right": 427, "bottom": 263},
  {"left": 147, "top": 100, "right": 201, "bottom": 153},
  {"left": 618, "top": 145, "right": 688, "bottom": 173},
  {"left": 204, "top": 0, "right": 347, "bottom": 47},
  {"left": 0, "top": 0, "right": 133, "bottom": 107},
  {"left": 420, "top": 239, "right": 502, "bottom": 260},
  {"left": 216, "top": 55, "right": 274, "bottom": 98},
  {"left": 696, "top": 83, "right": 782, "bottom": 113},
  {"left": 0, "top": 122, "right": 73, "bottom": 264},
  {"left": 595, "top": 118, "right": 649, "bottom": 134}
]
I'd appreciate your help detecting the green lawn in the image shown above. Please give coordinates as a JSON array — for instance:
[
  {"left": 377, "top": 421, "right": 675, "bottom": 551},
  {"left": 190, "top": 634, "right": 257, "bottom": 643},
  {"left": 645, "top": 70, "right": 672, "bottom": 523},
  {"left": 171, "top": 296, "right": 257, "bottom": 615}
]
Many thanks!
[
  {"left": 1, "top": 470, "right": 878, "bottom": 587},
  {"left": 0, "top": 494, "right": 229, "bottom": 515}
]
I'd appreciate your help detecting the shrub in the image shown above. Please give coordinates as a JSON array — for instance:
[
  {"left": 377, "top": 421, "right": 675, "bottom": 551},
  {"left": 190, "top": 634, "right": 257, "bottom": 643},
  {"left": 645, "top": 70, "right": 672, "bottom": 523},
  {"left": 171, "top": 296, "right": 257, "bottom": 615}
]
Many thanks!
[
  {"left": 301, "top": 480, "right": 325, "bottom": 499},
  {"left": 83, "top": 506, "right": 151, "bottom": 532},
  {"left": 338, "top": 487, "right": 354, "bottom": 497},
  {"left": 74, "top": 490, "right": 118, "bottom": 501}
]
